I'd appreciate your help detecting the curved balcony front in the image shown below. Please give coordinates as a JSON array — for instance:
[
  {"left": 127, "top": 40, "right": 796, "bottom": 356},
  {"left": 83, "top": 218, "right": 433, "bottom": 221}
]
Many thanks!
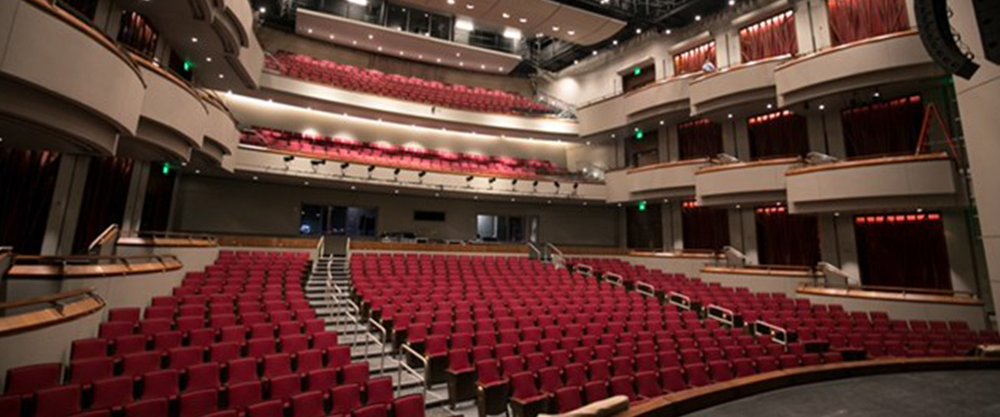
[
  {"left": 577, "top": 75, "right": 694, "bottom": 137},
  {"left": 234, "top": 146, "right": 608, "bottom": 202},
  {"left": 785, "top": 153, "right": 965, "bottom": 214},
  {"left": 0, "top": 0, "right": 146, "bottom": 155},
  {"left": 775, "top": 30, "right": 945, "bottom": 107},
  {"left": 200, "top": 98, "right": 240, "bottom": 167},
  {"left": 604, "top": 159, "right": 709, "bottom": 203},
  {"left": 695, "top": 157, "right": 803, "bottom": 206},
  {"left": 119, "top": 56, "right": 208, "bottom": 162},
  {"left": 689, "top": 55, "right": 791, "bottom": 116}
]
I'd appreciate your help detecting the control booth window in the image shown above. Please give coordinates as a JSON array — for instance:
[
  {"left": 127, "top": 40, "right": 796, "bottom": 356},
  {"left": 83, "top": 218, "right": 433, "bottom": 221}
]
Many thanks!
[
  {"left": 300, "top": 204, "right": 377, "bottom": 237},
  {"left": 477, "top": 214, "right": 539, "bottom": 243},
  {"left": 622, "top": 63, "right": 656, "bottom": 93}
]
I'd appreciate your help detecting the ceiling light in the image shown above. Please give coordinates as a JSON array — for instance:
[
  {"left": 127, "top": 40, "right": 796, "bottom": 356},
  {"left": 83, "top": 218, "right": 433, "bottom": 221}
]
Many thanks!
[
  {"left": 586, "top": 141, "right": 591, "bottom": 145},
  {"left": 205, "top": 57, "right": 212, "bottom": 62},
  {"left": 502, "top": 12, "right": 510, "bottom": 19},
  {"left": 307, "top": 28, "right": 313, "bottom": 33},
  {"left": 399, "top": 51, "right": 404, "bottom": 55},
  {"left": 455, "top": 52, "right": 462, "bottom": 57},
  {"left": 329, "top": 35, "right": 335, "bottom": 39},
  {"left": 377, "top": 46, "right": 383, "bottom": 51},
  {"left": 447, "top": 0, "right": 455, "bottom": 4},
  {"left": 766, "top": 103, "right": 773, "bottom": 109},
  {"left": 436, "top": 58, "right": 441, "bottom": 62},
  {"left": 191, "top": 37, "right": 198, "bottom": 43},
  {"left": 519, "top": 18, "right": 527, "bottom": 23},
  {"left": 567, "top": 30, "right": 576, "bottom": 36},
  {"left": 818, "top": 104, "right": 826, "bottom": 110},
  {"left": 418, "top": 54, "right": 423, "bottom": 59},
  {"left": 259, "top": 7, "right": 266, "bottom": 14},
  {"left": 352, "top": 40, "right": 357, "bottom": 45},
  {"left": 727, "top": 113, "right": 733, "bottom": 119},
  {"left": 466, "top": 4, "right": 474, "bottom": 9},
  {"left": 459, "top": 62, "right": 464, "bottom": 66},
  {"left": 635, "top": 28, "right": 642, "bottom": 34},
  {"left": 592, "top": 50, "right": 598, "bottom": 55},
  {"left": 347, "top": 0, "right": 368, "bottom": 5},
  {"left": 729, "top": 0, "right": 736, "bottom": 5},
  {"left": 252, "top": 176, "right": 258, "bottom": 180},
  {"left": 195, "top": 169, "right": 201, "bottom": 174},
  {"left": 552, "top": 26, "right": 560, "bottom": 31},
  {"left": 480, "top": 64, "right": 486, "bottom": 69},
  {"left": 665, "top": 29, "right": 672, "bottom": 34},
  {"left": 218, "top": 73, "right": 224, "bottom": 79},
  {"left": 367, "top": 34, "right": 374, "bottom": 39},
  {"left": 695, "top": 15, "right": 702, "bottom": 21},
  {"left": 499, "top": 67, "right": 505, "bottom": 71},
  {"left": 573, "top": 59, "right": 579, "bottom": 64},
  {"left": 503, "top": 28, "right": 522, "bottom": 40}
]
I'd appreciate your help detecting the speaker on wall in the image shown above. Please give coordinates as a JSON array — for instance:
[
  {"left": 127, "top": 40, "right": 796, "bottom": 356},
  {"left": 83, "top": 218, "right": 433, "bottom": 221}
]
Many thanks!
[
  {"left": 914, "top": 0, "right": 979, "bottom": 79},
  {"left": 973, "top": 0, "right": 1000, "bottom": 65}
]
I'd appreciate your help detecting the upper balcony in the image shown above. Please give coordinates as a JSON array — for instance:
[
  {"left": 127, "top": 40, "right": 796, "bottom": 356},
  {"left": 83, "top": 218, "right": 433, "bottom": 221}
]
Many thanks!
[
  {"left": 695, "top": 157, "right": 803, "bottom": 207},
  {"left": 260, "top": 52, "right": 577, "bottom": 140},
  {"left": 785, "top": 153, "right": 966, "bottom": 214},
  {"left": 118, "top": 54, "right": 208, "bottom": 162},
  {"left": 577, "top": 75, "right": 696, "bottom": 137},
  {"left": 689, "top": 55, "right": 792, "bottom": 116},
  {"left": 0, "top": 0, "right": 146, "bottom": 155},
  {"left": 774, "top": 30, "right": 946, "bottom": 107},
  {"left": 115, "top": 0, "right": 264, "bottom": 89},
  {"left": 604, "top": 159, "right": 709, "bottom": 203},
  {"left": 198, "top": 92, "right": 240, "bottom": 169}
]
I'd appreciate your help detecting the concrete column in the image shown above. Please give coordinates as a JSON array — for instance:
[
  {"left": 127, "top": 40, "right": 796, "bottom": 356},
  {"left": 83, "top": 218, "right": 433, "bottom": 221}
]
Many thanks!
[
  {"left": 734, "top": 118, "right": 751, "bottom": 160},
  {"left": 943, "top": 210, "right": 980, "bottom": 295},
  {"left": 615, "top": 137, "right": 627, "bottom": 168},
  {"left": 728, "top": 207, "right": 759, "bottom": 264},
  {"left": 665, "top": 122, "right": 680, "bottom": 162},
  {"left": 617, "top": 207, "right": 628, "bottom": 249},
  {"left": 717, "top": 31, "right": 735, "bottom": 68},
  {"left": 806, "top": 113, "right": 827, "bottom": 153},
  {"left": 657, "top": 124, "right": 671, "bottom": 162},
  {"left": 722, "top": 119, "right": 739, "bottom": 157},
  {"left": 904, "top": 0, "right": 918, "bottom": 29},
  {"left": 40, "top": 155, "right": 90, "bottom": 256},
  {"left": 808, "top": 0, "right": 832, "bottom": 50},
  {"left": 951, "top": 0, "right": 1000, "bottom": 319},
  {"left": 793, "top": 0, "right": 816, "bottom": 54},
  {"left": 671, "top": 203, "right": 684, "bottom": 250},
  {"left": 823, "top": 110, "right": 847, "bottom": 159},
  {"left": 120, "top": 162, "right": 151, "bottom": 236},
  {"left": 660, "top": 202, "right": 684, "bottom": 251},
  {"left": 818, "top": 213, "right": 860, "bottom": 280}
]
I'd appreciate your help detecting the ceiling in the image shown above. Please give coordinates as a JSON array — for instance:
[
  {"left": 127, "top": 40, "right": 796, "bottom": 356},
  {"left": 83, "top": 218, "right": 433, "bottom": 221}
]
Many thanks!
[
  {"left": 296, "top": 9, "right": 523, "bottom": 74},
  {"left": 392, "top": 0, "right": 627, "bottom": 46}
]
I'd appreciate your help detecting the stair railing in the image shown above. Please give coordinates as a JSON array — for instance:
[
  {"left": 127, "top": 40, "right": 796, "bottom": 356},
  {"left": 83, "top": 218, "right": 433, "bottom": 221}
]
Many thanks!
[{"left": 545, "top": 242, "right": 566, "bottom": 269}]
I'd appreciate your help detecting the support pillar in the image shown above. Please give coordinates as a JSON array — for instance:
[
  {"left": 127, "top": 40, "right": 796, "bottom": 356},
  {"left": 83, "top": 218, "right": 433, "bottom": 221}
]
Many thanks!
[
  {"left": 121, "top": 161, "right": 150, "bottom": 236},
  {"left": 40, "top": 155, "right": 90, "bottom": 256}
]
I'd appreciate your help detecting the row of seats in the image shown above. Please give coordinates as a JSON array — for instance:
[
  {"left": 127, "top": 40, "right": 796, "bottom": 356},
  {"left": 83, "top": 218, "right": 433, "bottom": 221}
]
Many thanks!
[
  {"left": 2, "top": 252, "right": 424, "bottom": 417},
  {"left": 265, "top": 51, "right": 556, "bottom": 115},
  {"left": 241, "top": 127, "right": 568, "bottom": 179}
]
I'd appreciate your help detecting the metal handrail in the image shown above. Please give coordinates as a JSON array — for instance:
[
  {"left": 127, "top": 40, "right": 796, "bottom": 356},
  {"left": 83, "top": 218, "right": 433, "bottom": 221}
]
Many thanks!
[
  {"left": 705, "top": 304, "right": 743, "bottom": 328},
  {"left": 668, "top": 291, "right": 692, "bottom": 310},
  {"left": 635, "top": 281, "right": 657, "bottom": 298},
  {"left": 398, "top": 344, "right": 429, "bottom": 397},
  {"left": 526, "top": 242, "right": 542, "bottom": 260},
  {"left": 603, "top": 272, "right": 624, "bottom": 287},
  {"left": 87, "top": 224, "right": 119, "bottom": 255},
  {"left": 753, "top": 320, "right": 798, "bottom": 345}
]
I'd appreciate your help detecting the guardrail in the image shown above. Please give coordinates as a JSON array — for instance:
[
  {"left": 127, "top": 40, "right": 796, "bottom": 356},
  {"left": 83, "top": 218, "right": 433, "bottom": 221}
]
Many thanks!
[
  {"left": 0, "top": 287, "right": 105, "bottom": 336},
  {"left": 705, "top": 304, "right": 744, "bottom": 328},
  {"left": 6, "top": 254, "right": 182, "bottom": 279},
  {"left": 635, "top": 281, "right": 657, "bottom": 298},
  {"left": 602, "top": 272, "right": 624, "bottom": 287},
  {"left": 752, "top": 320, "right": 798, "bottom": 345},
  {"left": 87, "top": 224, "right": 119, "bottom": 257}
]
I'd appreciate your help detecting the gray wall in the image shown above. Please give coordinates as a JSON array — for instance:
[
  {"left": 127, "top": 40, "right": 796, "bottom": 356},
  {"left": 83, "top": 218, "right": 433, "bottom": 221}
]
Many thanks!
[{"left": 172, "top": 175, "right": 621, "bottom": 246}]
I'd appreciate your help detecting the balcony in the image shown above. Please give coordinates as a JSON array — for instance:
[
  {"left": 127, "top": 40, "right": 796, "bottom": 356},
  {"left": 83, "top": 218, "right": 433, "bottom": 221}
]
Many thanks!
[
  {"left": 775, "top": 30, "right": 945, "bottom": 107},
  {"left": 689, "top": 55, "right": 791, "bottom": 116},
  {"left": 577, "top": 75, "right": 694, "bottom": 137},
  {"left": 695, "top": 157, "right": 803, "bottom": 206},
  {"left": 0, "top": 1, "right": 146, "bottom": 154},
  {"left": 785, "top": 153, "right": 964, "bottom": 213},
  {"left": 234, "top": 147, "right": 609, "bottom": 202},
  {"left": 119, "top": 55, "right": 208, "bottom": 162},
  {"left": 200, "top": 96, "right": 240, "bottom": 168},
  {"left": 604, "top": 159, "right": 709, "bottom": 203}
]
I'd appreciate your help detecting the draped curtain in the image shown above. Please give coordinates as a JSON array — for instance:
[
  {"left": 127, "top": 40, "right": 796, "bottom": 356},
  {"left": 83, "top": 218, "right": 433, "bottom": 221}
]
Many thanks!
[
  {"left": 842, "top": 95, "right": 923, "bottom": 157},
  {"left": 855, "top": 213, "right": 951, "bottom": 290},
  {"left": 141, "top": 163, "right": 176, "bottom": 233},
  {"left": 677, "top": 119, "right": 723, "bottom": 160},
  {"left": 682, "top": 201, "right": 730, "bottom": 251},
  {"left": 627, "top": 204, "right": 663, "bottom": 250},
  {"left": 117, "top": 11, "right": 159, "bottom": 59},
  {"left": 739, "top": 10, "right": 798, "bottom": 62},
  {"left": 673, "top": 42, "right": 716, "bottom": 76},
  {"left": 73, "top": 157, "right": 134, "bottom": 254},
  {"left": 747, "top": 111, "right": 810, "bottom": 159},
  {"left": 828, "top": 0, "right": 909, "bottom": 46},
  {"left": 755, "top": 206, "right": 820, "bottom": 266},
  {"left": 0, "top": 148, "right": 61, "bottom": 254}
]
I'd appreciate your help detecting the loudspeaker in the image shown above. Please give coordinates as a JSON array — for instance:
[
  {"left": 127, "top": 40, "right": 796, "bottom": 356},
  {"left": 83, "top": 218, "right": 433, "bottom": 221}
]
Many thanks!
[
  {"left": 915, "top": 0, "right": 979, "bottom": 79},
  {"left": 974, "top": 0, "right": 1000, "bottom": 65}
]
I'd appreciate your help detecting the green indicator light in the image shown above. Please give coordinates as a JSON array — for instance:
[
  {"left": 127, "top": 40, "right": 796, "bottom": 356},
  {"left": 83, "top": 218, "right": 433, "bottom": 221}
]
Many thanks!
[
  {"left": 183, "top": 60, "right": 194, "bottom": 72},
  {"left": 636, "top": 130, "right": 644, "bottom": 140},
  {"left": 638, "top": 200, "right": 648, "bottom": 212},
  {"left": 162, "top": 163, "right": 171, "bottom": 175},
  {"left": 634, "top": 67, "right": 642, "bottom": 76}
]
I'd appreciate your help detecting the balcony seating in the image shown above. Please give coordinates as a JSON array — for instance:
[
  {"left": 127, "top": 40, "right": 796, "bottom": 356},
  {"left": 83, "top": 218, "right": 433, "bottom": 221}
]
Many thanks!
[
  {"left": 0, "top": 251, "right": 422, "bottom": 417},
  {"left": 241, "top": 127, "right": 568, "bottom": 180},
  {"left": 265, "top": 51, "right": 556, "bottom": 115}
]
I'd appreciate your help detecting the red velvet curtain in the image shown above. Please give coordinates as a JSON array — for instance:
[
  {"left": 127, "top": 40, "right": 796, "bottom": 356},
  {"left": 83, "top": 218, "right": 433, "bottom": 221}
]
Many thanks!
[
  {"left": 682, "top": 201, "right": 730, "bottom": 251},
  {"left": 0, "top": 148, "right": 61, "bottom": 254},
  {"left": 73, "top": 157, "right": 134, "bottom": 254},
  {"left": 828, "top": 0, "right": 909, "bottom": 46},
  {"left": 755, "top": 206, "right": 820, "bottom": 266},
  {"left": 677, "top": 119, "right": 723, "bottom": 160},
  {"left": 841, "top": 95, "right": 923, "bottom": 157},
  {"left": 117, "top": 11, "right": 159, "bottom": 59},
  {"left": 854, "top": 213, "right": 951, "bottom": 290},
  {"left": 739, "top": 10, "right": 798, "bottom": 62},
  {"left": 673, "top": 42, "right": 716, "bottom": 76},
  {"left": 747, "top": 111, "right": 810, "bottom": 159}
]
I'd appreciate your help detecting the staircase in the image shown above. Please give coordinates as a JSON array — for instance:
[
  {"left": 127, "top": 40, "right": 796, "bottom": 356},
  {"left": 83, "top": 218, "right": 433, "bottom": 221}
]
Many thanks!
[{"left": 305, "top": 254, "right": 462, "bottom": 415}]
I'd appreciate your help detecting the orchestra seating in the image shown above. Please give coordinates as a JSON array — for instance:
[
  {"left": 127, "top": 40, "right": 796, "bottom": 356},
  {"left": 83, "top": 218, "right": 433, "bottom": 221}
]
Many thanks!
[
  {"left": 1, "top": 251, "right": 424, "bottom": 417},
  {"left": 265, "top": 51, "right": 556, "bottom": 115},
  {"left": 351, "top": 254, "right": 976, "bottom": 416},
  {"left": 241, "top": 127, "right": 568, "bottom": 179}
]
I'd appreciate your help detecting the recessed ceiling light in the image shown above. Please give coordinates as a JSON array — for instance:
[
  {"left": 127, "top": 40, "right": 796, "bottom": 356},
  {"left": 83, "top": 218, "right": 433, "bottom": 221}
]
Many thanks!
[
  {"left": 665, "top": 29, "right": 672, "bottom": 34},
  {"left": 586, "top": 141, "right": 591, "bottom": 145},
  {"left": 191, "top": 37, "right": 198, "bottom": 43},
  {"left": 459, "top": 62, "right": 464, "bottom": 66},
  {"left": 304, "top": 181, "right": 309, "bottom": 185},
  {"left": 259, "top": 7, "right": 266, "bottom": 14},
  {"left": 552, "top": 26, "right": 560, "bottom": 31},
  {"left": 418, "top": 54, "right": 423, "bottom": 59},
  {"left": 352, "top": 40, "right": 357, "bottom": 45},
  {"left": 205, "top": 57, "right": 212, "bottom": 62},
  {"left": 252, "top": 176, "right": 258, "bottom": 180},
  {"left": 592, "top": 50, "right": 598, "bottom": 55},
  {"left": 818, "top": 104, "right": 826, "bottom": 110},
  {"left": 519, "top": 18, "right": 527, "bottom": 23},
  {"left": 466, "top": 4, "right": 474, "bottom": 10},
  {"left": 612, "top": 40, "right": 618, "bottom": 45},
  {"left": 480, "top": 64, "right": 485, "bottom": 69},
  {"left": 659, "top": 120, "right": 665, "bottom": 125},
  {"left": 399, "top": 51, "right": 404, "bottom": 55},
  {"left": 498, "top": 67, "right": 504, "bottom": 71},
  {"left": 377, "top": 46, "right": 383, "bottom": 51},
  {"left": 727, "top": 113, "right": 733, "bottom": 119},
  {"left": 436, "top": 58, "right": 441, "bottom": 62},
  {"left": 729, "top": 0, "right": 736, "bottom": 6},
  {"left": 218, "top": 73, "right": 224, "bottom": 79},
  {"left": 351, "top": 185, "right": 356, "bottom": 190},
  {"left": 307, "top": 28, "right": 313, "bottom": 33},
  {"left": 456, "top": 52, "right": 461, "bottom": 57},
  {"left": 329, "top": 35, "right": 335, "bottom": 39},
  {"left": 368, "top": 34, "right": 374, "bottom": 39},
  {"left": 635, "top": 28, "right": 642, "bottom": 34},
  {"left": 766, "top": 103, "right": 773, "bottom": 109},
  {"left": 567, "top": 30, "right": 576, "bottom": 36},
  {"left": 447, "top": 0, "right": 455, "bottom": 4},
  {"left": 502, "top": 12, "right": 510, "bottom": 19},
  {"left": 695, "top": 15, "right": 702, "bottom": 21},
  {"left": 573, "top": 60, "right": 579, "bottom": 64},
  {"left": 195, "top": 169, "right": 201, "bottom": 174}
]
